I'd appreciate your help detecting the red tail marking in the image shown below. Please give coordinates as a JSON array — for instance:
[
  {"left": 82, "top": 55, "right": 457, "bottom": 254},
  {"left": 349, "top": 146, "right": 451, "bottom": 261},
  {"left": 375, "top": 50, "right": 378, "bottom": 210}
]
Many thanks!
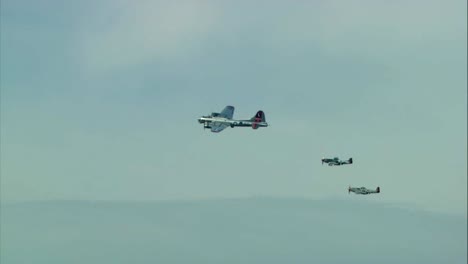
[{"left": 252, "top": 117, "right": 261, "bottom": 129}]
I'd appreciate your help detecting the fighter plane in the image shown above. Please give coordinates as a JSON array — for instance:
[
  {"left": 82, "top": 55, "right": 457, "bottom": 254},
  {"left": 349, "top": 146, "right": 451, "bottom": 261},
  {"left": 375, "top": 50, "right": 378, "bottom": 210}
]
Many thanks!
[
  {"left": 348, "top": 186, "right": 380, "bottom": 195},
  {"left": 197, "top": 106, "right": 268, "bottom": 133},
  {"left": 321, "top": 157, "right": 353, "bottom": 166}
]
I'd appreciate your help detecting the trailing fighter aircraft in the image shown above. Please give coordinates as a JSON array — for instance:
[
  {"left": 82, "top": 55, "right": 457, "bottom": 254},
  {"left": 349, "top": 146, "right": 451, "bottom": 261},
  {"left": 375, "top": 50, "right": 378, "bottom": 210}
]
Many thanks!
[
  {"left": 321, "top": 157, "right": 353, "bottom": 166},
  {"left": 197, "top": 105, "right": 268, "bottom": 133},
  {"left": 348, "top": 186, "right": 380, "bottom": 195}
]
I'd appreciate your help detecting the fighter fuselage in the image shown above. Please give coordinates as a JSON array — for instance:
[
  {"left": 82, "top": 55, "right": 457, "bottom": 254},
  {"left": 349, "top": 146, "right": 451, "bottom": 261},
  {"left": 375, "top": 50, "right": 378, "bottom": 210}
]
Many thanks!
[
  {"left": 322, "top": 157, "right": 353, "bottom": 166},
  {"left": 348, "top": 186, "right": 380, "bottom": 195}
]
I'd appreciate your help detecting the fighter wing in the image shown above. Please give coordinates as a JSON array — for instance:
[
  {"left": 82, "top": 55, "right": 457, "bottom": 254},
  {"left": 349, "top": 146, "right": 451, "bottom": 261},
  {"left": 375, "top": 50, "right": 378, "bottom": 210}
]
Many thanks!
[
  {"left": 210, "top": 122, "right": 228, "bottom": 133},
  {"left": 220, "top": 106, "right": 234, "bottom": 119}
]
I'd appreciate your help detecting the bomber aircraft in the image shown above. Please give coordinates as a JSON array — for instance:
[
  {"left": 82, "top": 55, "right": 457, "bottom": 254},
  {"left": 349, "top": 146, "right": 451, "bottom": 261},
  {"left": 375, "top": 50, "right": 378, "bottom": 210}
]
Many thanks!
[
  {"left": 321, "top": 157, "right": 353, "bottom": 166},
  {"left": 348, "top": 186, "right": 380, "bottom": 195},
  {"left": 198, "top": 106, "right": 268, "bottom": 133}
]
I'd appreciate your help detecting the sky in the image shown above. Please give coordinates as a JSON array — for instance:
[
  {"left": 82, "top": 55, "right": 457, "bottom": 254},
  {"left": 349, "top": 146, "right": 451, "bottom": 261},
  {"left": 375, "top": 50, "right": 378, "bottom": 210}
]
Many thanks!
[
  {"left": 1, "top": 0, "right": 466, "bottom": 214},
  {"left": 2, "top": 199, "right": 466, "bottom": 263}
]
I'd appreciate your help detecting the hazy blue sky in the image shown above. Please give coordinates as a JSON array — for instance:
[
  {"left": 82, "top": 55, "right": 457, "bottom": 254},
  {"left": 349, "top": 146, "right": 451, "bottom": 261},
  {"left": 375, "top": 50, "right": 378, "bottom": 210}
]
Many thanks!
[
  {"left": 2, "top": 199, "right": 466, "bottom": 263},
  {"left": 1, "top": 0, "right": 466, "bottom": 214}
]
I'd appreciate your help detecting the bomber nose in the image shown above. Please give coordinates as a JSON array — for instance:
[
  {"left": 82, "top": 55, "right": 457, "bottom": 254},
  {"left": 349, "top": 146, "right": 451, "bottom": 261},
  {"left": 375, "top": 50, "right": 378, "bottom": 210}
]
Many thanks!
[{"left": 198, "top": 118, "right": 203, "bottom": 123}]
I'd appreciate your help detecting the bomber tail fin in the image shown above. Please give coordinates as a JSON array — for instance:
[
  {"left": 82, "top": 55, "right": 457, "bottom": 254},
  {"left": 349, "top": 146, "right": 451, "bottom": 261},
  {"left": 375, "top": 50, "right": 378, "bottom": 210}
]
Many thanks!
[
  {"left": 250, "top": 110, "right": 266, "bottom": 129},
  {"left": 349, "top": 158, "right": 353, "bottom": 164},
  {"left": 250, "top": 110, "right": 266, "bottom": 122},
  {"left": 376, "top": 187, "right": 380, "bottom": 193}
]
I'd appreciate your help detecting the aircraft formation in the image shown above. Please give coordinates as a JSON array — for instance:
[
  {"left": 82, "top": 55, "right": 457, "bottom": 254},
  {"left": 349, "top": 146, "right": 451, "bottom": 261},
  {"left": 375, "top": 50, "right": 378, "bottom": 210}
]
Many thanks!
[{"left": 198, "top": 105, "right": 380, "bottom": 195}]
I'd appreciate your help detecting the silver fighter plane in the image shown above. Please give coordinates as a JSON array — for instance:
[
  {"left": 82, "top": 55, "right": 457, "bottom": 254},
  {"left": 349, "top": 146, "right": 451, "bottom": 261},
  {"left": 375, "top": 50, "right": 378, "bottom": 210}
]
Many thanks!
[
  {"left": 198, "top": 106, "right": 268, "bottom": 133},
  {"left": 348, "top": 186, "right": 380, "bottom": 195},
  {"left": 321, "top": 157, "right": 353, "bottom": 166}
]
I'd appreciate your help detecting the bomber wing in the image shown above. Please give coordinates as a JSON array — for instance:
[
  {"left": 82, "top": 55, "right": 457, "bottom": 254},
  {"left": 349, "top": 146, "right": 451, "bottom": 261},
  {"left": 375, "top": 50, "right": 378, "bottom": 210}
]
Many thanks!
[
  {"left": 210, "top": 122, "right": 229, "bottom": 133},
  {"left": 220, "top": 106, "right": 235, "bottom": 119}
]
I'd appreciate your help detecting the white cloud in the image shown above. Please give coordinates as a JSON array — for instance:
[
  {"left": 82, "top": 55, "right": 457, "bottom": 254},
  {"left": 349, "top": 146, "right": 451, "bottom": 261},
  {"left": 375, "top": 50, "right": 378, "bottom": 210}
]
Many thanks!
[
  {"left": 267, "top": 0, "right": 466, "bottom": 60},
  {"left": 77, "top": 1, "right": 466, "bottom": 74},
  {"left": 78, "top": 1, "right": 220, "bottom": 73}
]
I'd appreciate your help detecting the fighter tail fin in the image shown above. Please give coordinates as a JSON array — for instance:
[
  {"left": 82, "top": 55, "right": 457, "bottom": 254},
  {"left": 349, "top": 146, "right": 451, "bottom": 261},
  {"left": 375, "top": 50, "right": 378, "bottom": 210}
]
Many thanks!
[
  {"left": 376, "top": 187, "right": 380, "bottom": 193},
  {"left": 349, "top": 158, "right": 353, "bottom": 164}
]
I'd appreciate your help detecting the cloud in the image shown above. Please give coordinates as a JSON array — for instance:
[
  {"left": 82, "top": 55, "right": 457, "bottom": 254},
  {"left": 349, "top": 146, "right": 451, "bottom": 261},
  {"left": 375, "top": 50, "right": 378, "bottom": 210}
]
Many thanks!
[
  {"left": 76, "top": 0, "right": 466, "bottom": 74},
  {"left": 267, "top": 0, "right": 466, "bottom": 60},
  {"left": 78, "top": 1, "right": 219, "bottom": 73}
]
